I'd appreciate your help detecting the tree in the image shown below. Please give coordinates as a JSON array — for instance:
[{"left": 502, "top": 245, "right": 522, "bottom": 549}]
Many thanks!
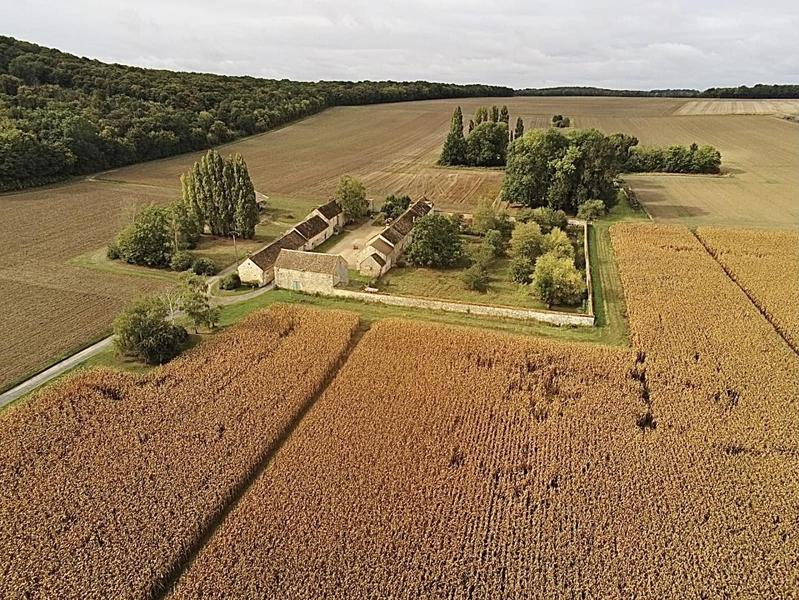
[
  {"left": 335, "top": 175, "right": 368, "bottom": 220},
  {"left": 116, "top": 205, "right": 173, "bottom": 267},
  {"left": 179, "top": 273, "right": 220, "bottom": 333},
  {"left": 439, "top": 107, "right": 467, "bottom": 166},
  {"left": 542, "top": 227, "right": 575, "bottom": 260},
  {"left": 502, "top": 128, "right": 569, "bottom": 207},
  {"left": 513, "top": 117, "right": 524, "bottom": 141},
  {"left": 472, "top": 198, "right": 513, "bottom": 241},
  {"left": 170, "top": 198, "right": 201, "bottom": 250},
  {"left": 530, "top": 252, "right": 586, "bottom": 307},
  {"left": 406, "top": 213, "right": 464, "bottom": 267},
  {"left": 466, "top": 122, "right": 509, "bottom": 167},
  {"left": 380, "top": 194, "right": 412, "bottom": 220},
  {"left": 468, "top": 119, "right": 475, "bottom": 134},
  {"left": 180, "top": 150, "right": 258, "bottom": 238},
  {"left": 490, "top": 105, "right": 500, "bottom": 122},
  {"left": 474, "top": 106, "right": 488, "bottom": 124},
  {"left": 499, "top": 105, "right": 510, "bottom": 125},
  {"left": 577, "top": 199, "right": 607, "bottom": 220},
  {"left": 509, "top": 221, "right": 544, "bottom": 283},
  {"left": 483, "top": 229, "right": 507, "bottom": 258},
  {"left": 113, "top": 296, "right": 188, "bottom": 364},
  {"left": 517, "top": 206, "right": 568, "bottom": 233}
]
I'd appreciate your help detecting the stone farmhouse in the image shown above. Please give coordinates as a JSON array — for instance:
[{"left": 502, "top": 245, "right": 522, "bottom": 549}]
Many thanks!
[
  {"left": 358, "top": 199, "right": 432, "bottom": 277},
  {"left": 238, "top": 200, "right": 344, "bottom": 287},
  {"left": 274, "top": 249, "right": 348, "bottom": 293}
]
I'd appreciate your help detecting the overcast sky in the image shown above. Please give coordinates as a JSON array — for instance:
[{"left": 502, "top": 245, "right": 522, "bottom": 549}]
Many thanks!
[{"left": 4, "top": 0, "right": 798, "bottom": 89}]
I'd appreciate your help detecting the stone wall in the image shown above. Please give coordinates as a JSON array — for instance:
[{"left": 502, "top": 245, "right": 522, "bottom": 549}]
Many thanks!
[
  {"left": 328, "top": 289, "right": 595, "bottom": 327},
  {"left": 275, "top": 269, "right": 336, "bottom": 294}
]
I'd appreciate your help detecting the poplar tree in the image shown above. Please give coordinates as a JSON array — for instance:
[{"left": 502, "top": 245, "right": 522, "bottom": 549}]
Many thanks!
[
  {"left": 490, "top": 105, "right": 499, "bottom": 122},
  {"left": 468, "top": 119, "right": 475, "bottom": 134},
  {"left": 438, "top": 106, "right": 467, "bottom": 166},
  {"left": 499, "top": 105, "right": 509, "bottom": 125},
  {"left": 231, "top": 154, "right": 259, "bottom": 237},
  {"left": 514, "top": 117, "right": 525, "bottom": 140}
]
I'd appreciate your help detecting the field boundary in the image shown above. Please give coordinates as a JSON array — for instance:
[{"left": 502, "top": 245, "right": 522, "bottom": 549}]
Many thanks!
[
  {"left": 692, "top": 230, "right": 799, "bottom": 356},
  {"left": 327, "top": 289, "right": 595, "bottom": 326},
  {"left": 155, "top": 321, "right": 370, "bottom": 598}
]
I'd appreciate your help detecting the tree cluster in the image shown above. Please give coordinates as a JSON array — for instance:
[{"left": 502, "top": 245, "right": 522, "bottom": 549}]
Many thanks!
[
  {"left": 623, "top": 143, "right": 721, "bottom": 174},
  {"left": 551, "top": 114, "right": 571, "bottom": 128},
  {"left": 502, "top": 128, "right": 623, "bottom": 212},
  {"left": 380, "top": 194, "right": 411, "bottom": 220},
  {"left": 439, "top": 105, "right": 511, "bottom": 167},
  {"left": 0, "top": 36, "right": 513, "bottom": 192},
  {"left": 181, "top": 149, "right": 259, "bottom": 237},
  {"left": 406, "top": 213, "right": 464, "bottom": 268},
  {"left": 334, "top": 175, "right": 368, "bottom": 220}
]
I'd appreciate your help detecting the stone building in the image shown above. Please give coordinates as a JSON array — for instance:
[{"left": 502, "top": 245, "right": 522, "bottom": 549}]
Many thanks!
[
  {"left": 238, "top": 230, "right": 307, "bottom": 287},
  {"left": 294, "top": 215, "right": 333, "bottom": 250},
  {"left": 274, "top": 249, "right": 348, "bottom": 293},
  {"left": 357, "top": 199, "right": 432, "bottom": 277},
  {"left": 312, "top": 199, "right": 346, "bottom": 229}
]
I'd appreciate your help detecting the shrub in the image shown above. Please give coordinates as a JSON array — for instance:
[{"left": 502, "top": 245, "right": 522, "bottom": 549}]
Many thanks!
[
  {"left": 191, "top": 257, "right": 217, "bottom": 276},
  {"left": 372, "top": 212, "right": 386, "bottom": 226},
  {"left": 380, "top": 194, "right": 411, "bottom": 220},
  {"left": 483, "top": 229, "right": 506, "bottom": 259},
  {"left": 530, "top": 252, "right": 586, "bottom": 307},
  {"left": 106, "top": 243, "right": 120, "bottom": 260},
  {"left": 577, "top": 200, "right": 607, "bottom": 221},
  {"left": 462, "top": 263, "right": 490, "bottom": 291},
  {"left": 116, "top": 205, "right": 172, "bottom": 267},
  {"left": 113, "top": 296, "right": 188, "bottom": 364},
  {"left": 510, "top": 255, "right": 536, "bottom": 285},
  {"left": 509, "top": 221, "right": 544, "bottom": 264},
  {"left": 170, "top": 250, "right": 194, "bottom": 272},
  {"left": 542, "top": 227, "right": 575, "bottom": 260},
  {"left": 220, "top": 273, "right": 241, "bottom": 290}
]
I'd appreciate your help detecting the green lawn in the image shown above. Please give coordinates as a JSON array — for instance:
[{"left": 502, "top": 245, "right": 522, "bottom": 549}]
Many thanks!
[{"left": 377, "top": 236, "right": 584, "bottom": 313}]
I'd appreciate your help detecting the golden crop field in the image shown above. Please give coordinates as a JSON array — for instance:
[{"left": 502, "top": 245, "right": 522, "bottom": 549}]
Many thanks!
[
  {"left": 171, "top": 314, "right": 798, "bottom": 598},
  {"left": 696, "top": 226, "right": 799, "bottom": 350},
  {"left": 2, "top": 96, "right": 797, "bottom": 391},
  {"left": 0, "top": 306, "right": 359, "bottom": 598}
]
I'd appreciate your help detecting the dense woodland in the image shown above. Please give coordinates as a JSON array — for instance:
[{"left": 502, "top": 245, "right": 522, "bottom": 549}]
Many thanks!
[{"left": 0, "top": 36, "right": 511, "bottom": 191}]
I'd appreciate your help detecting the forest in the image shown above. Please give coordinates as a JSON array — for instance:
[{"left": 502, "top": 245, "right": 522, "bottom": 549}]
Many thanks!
[{"left": 0, "top": 36, "right": 512, "bottom": 191}]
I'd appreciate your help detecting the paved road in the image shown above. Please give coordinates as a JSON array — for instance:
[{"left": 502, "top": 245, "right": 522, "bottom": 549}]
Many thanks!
[{"left": 0, "top": 283, "right": 273, "bottom": 410}]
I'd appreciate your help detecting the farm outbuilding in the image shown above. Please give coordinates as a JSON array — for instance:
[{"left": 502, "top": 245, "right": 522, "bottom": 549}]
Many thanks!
[
  {"left": 238, "top": 230, "right": 307, "bottom": 287},
  {"left": 294, "top": 215, "right": 334, "bottom": 250},
  {"left": 357, "top": 199, "right": 432, "bottom": 277},
  {"left": 312, "top": 200, "right": 346, "bottom": 229},
  {"left": 274, "top": 250, "right": 349, "bottom": 293}
]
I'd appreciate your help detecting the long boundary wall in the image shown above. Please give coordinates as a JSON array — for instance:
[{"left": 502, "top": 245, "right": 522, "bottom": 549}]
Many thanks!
[{"left": 328, "top": 289, "right": 595, "bottom": 327}]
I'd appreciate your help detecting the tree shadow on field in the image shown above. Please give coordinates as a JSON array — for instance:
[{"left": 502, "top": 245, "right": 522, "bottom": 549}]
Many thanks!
[{"left": 626, "top": 181, "right": 710, "bottom": 219}]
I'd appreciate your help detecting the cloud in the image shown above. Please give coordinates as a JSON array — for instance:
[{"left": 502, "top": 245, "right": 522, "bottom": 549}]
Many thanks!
[{"left": 3, "top": 0, "right": 797, "bottom": 88}]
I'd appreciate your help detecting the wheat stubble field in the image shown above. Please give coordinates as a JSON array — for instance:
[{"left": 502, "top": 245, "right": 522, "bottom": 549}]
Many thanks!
[{"left": 1, "top": 96, "right": 797, "bottom": 391}]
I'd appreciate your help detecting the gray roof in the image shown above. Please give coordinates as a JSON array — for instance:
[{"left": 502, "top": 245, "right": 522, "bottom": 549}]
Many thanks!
[
  {"left": 275, "top": 249, "right": 345, "bottom": 274},
  {"left": 294, "top": 215, "right": 330, "bottom": 240},
  {"left": 377, "top": 199, "right": 432, "bottom": 247},
  {"left": 248, "top": 230, "right": 307, "bottom": 270}
]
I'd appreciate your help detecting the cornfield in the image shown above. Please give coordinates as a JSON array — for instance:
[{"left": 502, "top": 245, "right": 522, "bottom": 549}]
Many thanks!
[
  {"left": 0, "top": 305, "right": 358, "bottom": 599},
  {"left": 170, "top": 318, "right": 799, "bottom": 598},
  {"left": 696, "top": 226, "right": 799, "bottom": 351}
]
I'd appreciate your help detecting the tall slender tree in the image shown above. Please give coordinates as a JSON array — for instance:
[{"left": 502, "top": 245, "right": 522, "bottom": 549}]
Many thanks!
[
  {"left": 490, "top": 105, "right": 500, "bottom": 122},
  {"left": 499, "top": 105, "right": 510, "bottom": 125},
  {"left": 438, "top": 106, "right": 467, "bottom": 165},
  {"left": 514, "top": 117, "right": 525, "bottom": 140}
]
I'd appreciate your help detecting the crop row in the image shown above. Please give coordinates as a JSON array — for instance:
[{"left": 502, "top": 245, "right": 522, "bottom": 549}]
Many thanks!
[
  {"left": 0, "top": 305, "right": 359, "bottom": 599},
  {"left": 696, "top": 226, "right": 799, "bottom": 351},
  {"left": 610, "top": 223, "right": 799, "bottom": 451}
]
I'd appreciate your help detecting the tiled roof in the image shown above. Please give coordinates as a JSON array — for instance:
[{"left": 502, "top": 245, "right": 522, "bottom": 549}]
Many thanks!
[
  {"left": 247, "top": 230, "right": 307, "bottom": 270},
  {"left": 316, "top": 200, "right": 343, "bottom": 221},
  {"left": 370, "top": 238, "right": 394, "bottom": 256},
  {"left": 293, "top": 215, "right": 330, "bottom": 240},
  {"left": 275, "top": 249, "right": 344, "bottom": 274}
]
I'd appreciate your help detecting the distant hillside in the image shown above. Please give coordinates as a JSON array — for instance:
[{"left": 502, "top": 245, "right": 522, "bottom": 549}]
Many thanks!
[
  {"left": 516, "top": 84, "right": 799, "bottom": 98},
  {"left": 0, "top": 36, "right": 512, "bottom": 192}
]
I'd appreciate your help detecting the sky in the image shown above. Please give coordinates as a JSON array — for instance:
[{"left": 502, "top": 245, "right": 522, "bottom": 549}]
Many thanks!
[{"left": 3, "top": 0, "right": 798, "bottom": 89}]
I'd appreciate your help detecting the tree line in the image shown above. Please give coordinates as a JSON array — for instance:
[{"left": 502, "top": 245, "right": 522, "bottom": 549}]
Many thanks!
[
  {"left": 516, "top": 84, "right": 799, "bottom": 98},
  {"left": 0, "top": 36, "right": 512, "bottom": 192},
  {"left": 439, "top": 105, "right": 523, "bottom": 167}
]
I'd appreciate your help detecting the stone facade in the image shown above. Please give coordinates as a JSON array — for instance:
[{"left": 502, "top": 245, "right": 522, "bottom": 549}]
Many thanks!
[{"left": 274, "top": 250, "right": 348, "bottom": 293}]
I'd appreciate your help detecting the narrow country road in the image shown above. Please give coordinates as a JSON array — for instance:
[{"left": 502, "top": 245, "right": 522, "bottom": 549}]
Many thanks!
[{"left": 0, "top": 283, "right": 273, "bottom": 410}]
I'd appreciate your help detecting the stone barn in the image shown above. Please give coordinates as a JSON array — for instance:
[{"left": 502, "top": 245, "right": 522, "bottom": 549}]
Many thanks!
[
  {"left": 312, "top": 199, "right": 346, "bottom": 228},
  {"left": 357, "top": 199, "right": 432, "bottom": 277},
  {"left": 274, "top": 249, "right": 349, "bottom": 293},
  {"left": 238, "top": 230, "right": 307, "bottom": 287},
  {"left": 294, "top": 215, "right": 334, "bottom": 250}
]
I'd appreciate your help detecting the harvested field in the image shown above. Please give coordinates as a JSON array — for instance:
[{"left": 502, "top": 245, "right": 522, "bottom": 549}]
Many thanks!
[
  {"left": 673, "top": 99, "right": 799, "bottom": 115},
  {"left": 696, "top": 227, "right": 799, "bottom": 350},
  {"left": 172, "top": 318, "right": 798, "bottom": 598},
  {"left": 0, "top": 305, "right": 358, "bottom": 598}
]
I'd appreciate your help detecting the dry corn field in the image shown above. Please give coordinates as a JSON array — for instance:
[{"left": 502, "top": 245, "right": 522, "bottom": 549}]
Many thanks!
[
  {"left": 171, "top": 317, "right": 798, "bottom": 598},
  {"left": 696, "top": 226, "right": 799, "bottom": 351},
  {"left": 0, "top": 305, "right": 358, "bottom": 599}
]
